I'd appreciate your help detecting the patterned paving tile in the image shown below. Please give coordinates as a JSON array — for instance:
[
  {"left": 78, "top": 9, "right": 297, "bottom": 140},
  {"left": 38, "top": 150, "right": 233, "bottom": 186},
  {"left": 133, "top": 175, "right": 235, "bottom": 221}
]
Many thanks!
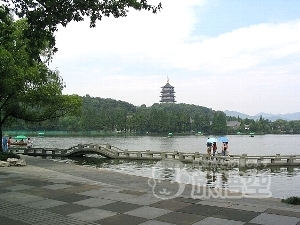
[
  {"left": 139, "top": 220, "right": 177, "bottom": 225},
  {"left": 43, "top": 183, "right": 74, "bottom": 190},
  {"left": 121, "top": 195, "right": 162, "bottom": 205},
  {"left": 74, "top": 197, "right": 115, "bottom": 207},
  {"left": 0, "top": 214, "right": 29, "bottom": 225},
  {"left": 150, "top": 199, "right": 191, "bottom": 211},
  {"left": 0, "top": 192, "right": 45, "bottom": 204},
  {"left": 99, "top": 201, "right": 142, "bottom": 213},
  {"left": 173, "top": 197, "right": 201, "bottom": 204},
  {"left": 98, "top": 214, "right": 147, "bottom": 225},
  {"left": 212, "top": 208, "right": 261, "bottom": 222},
  {"left": 119, "top": 189, "right": 147, "bottom": 196},
  {"left": 100, "top": 192, "right": 137, "bottom": 201},
  {"left": 3, "top": 184, "right": 35, "bottom": 191},
  {"left": 249, "top": 213, "right": 300, "bottom": 225},
  {"left": 46, "top": 203, "right": 91, "bottom": 215},
  {"left": 155, "top": 211, "right": 206, "bottom": 225},
  {"left": 177, "top": 204, "right": 223, "bottom": 216},
  {"left": 193, "top": 217, "right": 245, "bottom": 225},
  {"left": 124, "top": 206, "right": 172, "bottom": 219},
  {"left": 68, "top": 208, "right": 117, "bottom": 221},
  {"left": 265, "top": 208, "right": 300, "bottom": 218},
  {"left": 48, "top": 193, "right": 92, "bottom": 203},
  {"left": 24, "top": 198, "right": 67, "bottom": 209}
]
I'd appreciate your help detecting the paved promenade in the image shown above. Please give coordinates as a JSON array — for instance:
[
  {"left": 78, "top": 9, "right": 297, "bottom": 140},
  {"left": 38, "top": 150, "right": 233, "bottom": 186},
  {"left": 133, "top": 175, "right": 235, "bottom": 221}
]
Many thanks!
[{"left": 0, "top": 155, "right": 300, "bottom": 225}]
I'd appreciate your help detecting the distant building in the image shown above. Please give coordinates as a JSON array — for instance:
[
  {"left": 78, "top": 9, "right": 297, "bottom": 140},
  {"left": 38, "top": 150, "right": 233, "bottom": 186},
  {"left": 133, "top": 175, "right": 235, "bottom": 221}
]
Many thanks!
[
  {"left": 160, "top": 77, "right": 176, "bottom": 103},
  {"left": 226, "top": 121, "right": 241, "bottom": 129}
]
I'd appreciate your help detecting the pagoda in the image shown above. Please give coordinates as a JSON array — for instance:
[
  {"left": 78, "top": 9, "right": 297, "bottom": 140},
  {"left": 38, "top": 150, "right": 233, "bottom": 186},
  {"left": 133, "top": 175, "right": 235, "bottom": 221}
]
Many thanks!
[{"left": 160, "top": 77, "right": 176, "bottom": 103}]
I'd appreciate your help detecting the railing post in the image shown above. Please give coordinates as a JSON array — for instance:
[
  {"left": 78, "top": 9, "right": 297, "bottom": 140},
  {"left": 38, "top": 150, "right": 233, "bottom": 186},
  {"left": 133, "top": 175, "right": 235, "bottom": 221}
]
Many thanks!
[
  {"left": 287, "top": 156, "right": 294, "bottom": 164},
  {"left": 239, "top": 154, "right": 247, "bottom": 167},
  {"left": 178, "top": 153, "right": 184, "bottom": 161}
]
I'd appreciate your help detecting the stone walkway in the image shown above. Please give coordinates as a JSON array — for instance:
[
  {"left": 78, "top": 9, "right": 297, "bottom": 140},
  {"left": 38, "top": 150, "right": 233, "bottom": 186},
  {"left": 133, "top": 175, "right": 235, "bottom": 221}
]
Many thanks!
[{"left": 0, "top": 155, "right": 300, "bottom": 225}]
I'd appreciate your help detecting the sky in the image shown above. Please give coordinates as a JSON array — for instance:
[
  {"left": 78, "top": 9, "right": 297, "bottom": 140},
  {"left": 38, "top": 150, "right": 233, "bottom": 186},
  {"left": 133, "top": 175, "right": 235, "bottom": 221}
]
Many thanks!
[{"left": 49, "top": 0, "right": 300, "bottom": 116}]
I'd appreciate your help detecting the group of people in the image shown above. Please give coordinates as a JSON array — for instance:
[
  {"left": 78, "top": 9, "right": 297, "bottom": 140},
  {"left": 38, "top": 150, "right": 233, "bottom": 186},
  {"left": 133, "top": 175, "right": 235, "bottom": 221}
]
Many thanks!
[
  {"left": 206, "top": 138, "right": 229, "bottom": 159},
  {"left": 2, "top": 136, "right": 33, "bottom": 152}
]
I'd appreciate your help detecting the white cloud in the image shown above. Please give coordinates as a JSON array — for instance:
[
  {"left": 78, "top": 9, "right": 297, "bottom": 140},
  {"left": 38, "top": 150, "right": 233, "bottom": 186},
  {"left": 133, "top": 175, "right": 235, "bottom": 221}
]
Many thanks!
[{"left": 50, "top": 1, "right": 300, "bottom": 115}]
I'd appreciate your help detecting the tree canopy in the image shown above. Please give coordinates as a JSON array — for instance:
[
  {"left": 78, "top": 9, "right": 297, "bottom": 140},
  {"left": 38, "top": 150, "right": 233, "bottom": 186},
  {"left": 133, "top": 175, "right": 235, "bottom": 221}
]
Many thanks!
[
  {"left": 1, "top": 0, "right": 162, "bottom": 61},
  {"left": 0, "top": 7, "right": 82, "bottom": 150}
]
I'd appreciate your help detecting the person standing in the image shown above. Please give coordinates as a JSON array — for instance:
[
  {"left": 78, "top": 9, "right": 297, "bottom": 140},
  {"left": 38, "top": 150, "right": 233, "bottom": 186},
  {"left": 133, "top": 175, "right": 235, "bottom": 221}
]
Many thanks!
[
  {"left": 206, "top": 138, "right": 212, "bottom": 159},
  {"left": 7, "top": 137, "right": 12, "bottom": 148},
  {"left": 2, "top": 136, "right": 8, "bottom": 152},
  {"left": 212, "top": 142, "right": 217, "bottom": 158},
  {"left": 27, "top": 138, "right": 33, "bottom": 148},
  {"left": 222, "top": 142, "right": 229, "bottom": 156}
]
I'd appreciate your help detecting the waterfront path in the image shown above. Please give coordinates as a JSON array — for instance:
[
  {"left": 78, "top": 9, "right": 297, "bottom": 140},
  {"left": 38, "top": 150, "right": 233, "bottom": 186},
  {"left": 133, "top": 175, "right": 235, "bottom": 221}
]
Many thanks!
[{"left": 1, "top": 155, "right": 300, "bottom": 225}]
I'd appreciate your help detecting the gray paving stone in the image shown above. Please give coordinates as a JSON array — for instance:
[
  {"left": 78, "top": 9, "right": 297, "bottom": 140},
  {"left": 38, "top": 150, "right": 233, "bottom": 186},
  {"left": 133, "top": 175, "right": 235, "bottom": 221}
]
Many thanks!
[
  {"left": 196, "top": 199, "right": 233, "bottom": 208},
  {"left": 74, "top": 197, "right": 115, "bottom": 207},
  {"left": 124, "top": 206, "right": 172, "bottom": 219},
  {"left": 139, "top": 220, "right": 177, "bottom": 225},
  {"left": 192, "top": 217, "right": 245, "bottom": 225},
  {"left": 177, "top": 204, "right": 223, "bottom": 216},
  {"left": 150, "top": 199, "right": 192, "bottom": 210},
  {"left": 68, "top": 208, "right": 117, "bottom": 221},
  {"left": 0, "top": 191, "right": 45, "bottom": 204},
  {"left": 98, "top": 213, "right": 147, "bottom": 225},
  {"left": 121, "top": 195, "right": 162, "bottom": 205},
  {"left": 43, "top": 183, "right": 74, "bottom": 190},
  {"left": 78, "top": 188, "right": 114, "bottom": 197},
  {"left": 24, "top": 198, "right": 67, "bottom": 209},
  {"left": 100, "top": 192, "right": 137, "bottom": 201},
  {"left": 3, "top": 184, "right": 35, "bottom": 191},
  {"left": 229, "top": 203, "right": 268, "bottom": 212},
  {"left": 47, "top": 203, "right": 91, "bottom": 215},
  {"left": 213, "top": 208, "right": 260, "bottom": 222},
  {"left": 48, "top": 193, "right": 92, "bottom": 203},
  {"left": 250, "top": 213, "right": 300, "bottom": 225},
  {"left": 99, "top": 201, "right": 142, "bottom": 213},
  {"left": 0, "top": 215, "right": 29, "bottom": 225},
  {"left": 155, "top": 211, "right": 206, "bottom": 225},
  {"left": 265, "top": 208, "right": 300, "bottom": 218}
]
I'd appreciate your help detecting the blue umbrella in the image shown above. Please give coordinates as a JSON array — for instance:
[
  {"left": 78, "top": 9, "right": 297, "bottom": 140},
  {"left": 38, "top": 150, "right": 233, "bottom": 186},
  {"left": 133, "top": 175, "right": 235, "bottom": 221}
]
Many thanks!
[
  {"left": 207, "top": 137, "right": 217, "bottom": 143},
  {"left": 218, "top": 137, "right": 229, "bottom": 143}
]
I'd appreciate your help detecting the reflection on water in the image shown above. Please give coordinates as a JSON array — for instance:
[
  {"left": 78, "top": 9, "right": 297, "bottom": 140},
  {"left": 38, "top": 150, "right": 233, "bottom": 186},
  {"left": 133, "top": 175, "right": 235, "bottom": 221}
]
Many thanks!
[
  {"left": 34, "top": 135, "right": 300, "bottom": 199},
  {"left": 47, "top": 155, "right": 300, "bottom": 199}
]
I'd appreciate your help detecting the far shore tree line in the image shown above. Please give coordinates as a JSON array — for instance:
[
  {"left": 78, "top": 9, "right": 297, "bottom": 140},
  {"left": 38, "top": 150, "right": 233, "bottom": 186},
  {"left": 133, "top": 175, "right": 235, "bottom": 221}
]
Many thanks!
[{"left": 5, "top": 95, "right": 300, "bottom": 135}]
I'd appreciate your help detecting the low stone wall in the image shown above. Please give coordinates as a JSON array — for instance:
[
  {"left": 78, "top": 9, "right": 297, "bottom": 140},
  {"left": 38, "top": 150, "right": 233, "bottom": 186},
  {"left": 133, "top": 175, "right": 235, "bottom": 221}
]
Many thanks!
[{"left": 0, "top": 158, "right": 26, "bottom": 167}]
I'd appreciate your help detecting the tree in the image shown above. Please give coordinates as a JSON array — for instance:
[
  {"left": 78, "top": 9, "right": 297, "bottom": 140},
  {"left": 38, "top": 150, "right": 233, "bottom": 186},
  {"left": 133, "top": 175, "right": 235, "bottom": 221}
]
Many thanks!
[
  {"left": 211, "top": 112, "right": 227, "bottom": 134},
  {"left": 1, "top": 0, "right": 162, "bottom": 61},
  {"left": 0, "top": 9, "right": 81, "bottom": 151}
]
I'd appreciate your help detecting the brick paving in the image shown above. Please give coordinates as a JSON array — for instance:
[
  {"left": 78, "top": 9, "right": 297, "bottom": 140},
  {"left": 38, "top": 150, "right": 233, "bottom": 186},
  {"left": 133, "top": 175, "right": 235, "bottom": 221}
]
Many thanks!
[{"left": 0, "top": 155, "right": 300, "bottom": 225}]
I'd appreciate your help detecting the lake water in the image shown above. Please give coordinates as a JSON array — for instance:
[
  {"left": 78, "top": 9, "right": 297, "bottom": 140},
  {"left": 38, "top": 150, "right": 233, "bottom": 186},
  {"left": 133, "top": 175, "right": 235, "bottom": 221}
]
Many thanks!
[{"left": 32, "top": 134, "right": 300, "bottom": 199}]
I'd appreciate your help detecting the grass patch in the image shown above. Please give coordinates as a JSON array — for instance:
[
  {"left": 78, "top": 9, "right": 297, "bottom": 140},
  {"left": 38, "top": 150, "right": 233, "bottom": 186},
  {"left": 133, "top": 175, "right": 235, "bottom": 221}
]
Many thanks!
[
  {"left": 281, "top": 196, "right": 300, "bottom": 205},
  {"left": 0, "top": 152, "right": 20, "bottom": 161}
]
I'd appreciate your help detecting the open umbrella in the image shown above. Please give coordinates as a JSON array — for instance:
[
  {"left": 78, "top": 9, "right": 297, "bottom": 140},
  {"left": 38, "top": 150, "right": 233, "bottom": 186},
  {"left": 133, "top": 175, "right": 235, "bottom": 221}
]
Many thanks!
[
  {"left": 207, "top": 137, "right": 217, "bottom": 143},
  {"left": 218, "top": 137, "right": 229, "bottom": 143}
]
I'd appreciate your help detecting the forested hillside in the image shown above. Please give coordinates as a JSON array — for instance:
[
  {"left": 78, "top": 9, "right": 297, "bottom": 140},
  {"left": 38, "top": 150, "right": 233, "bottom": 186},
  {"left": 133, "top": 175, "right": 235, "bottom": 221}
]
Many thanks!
[
  {"left": 5, "top": 95, "right": 300, "bottom": 135},
  {"left": 4, "top": 95, "right": 220, "bottom": 134}
]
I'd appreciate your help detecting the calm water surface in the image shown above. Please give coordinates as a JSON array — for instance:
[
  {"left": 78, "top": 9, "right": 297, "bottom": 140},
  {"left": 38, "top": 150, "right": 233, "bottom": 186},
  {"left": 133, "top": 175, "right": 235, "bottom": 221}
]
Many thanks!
[{"left": 32, "top": 134, "right": 300, "bottom": 199}]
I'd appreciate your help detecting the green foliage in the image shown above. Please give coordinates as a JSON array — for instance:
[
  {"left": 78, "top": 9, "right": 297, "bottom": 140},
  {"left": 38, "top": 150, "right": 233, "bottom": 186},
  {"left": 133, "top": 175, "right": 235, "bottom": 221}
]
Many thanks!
[
  {"left": 281, "top": 196, "right": 300, "bottom": 205},
  {"left": 0, "top": 8, "right": 82, "bottom": 151},
  {"left": 1, "top": 0, "right": 162, "bottom": 61},
  {"left": 0, "top": 152, "right": 20, "bottom": 161},
  {"left": 211, "top": 112, "right": 227, "bottom": 134}
]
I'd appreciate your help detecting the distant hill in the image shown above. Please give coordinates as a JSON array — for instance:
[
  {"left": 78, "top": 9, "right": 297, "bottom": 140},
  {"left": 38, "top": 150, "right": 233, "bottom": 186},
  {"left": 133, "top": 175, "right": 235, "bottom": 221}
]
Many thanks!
[{"left": 224, "top": 110, "right": 300, "bottom": 121}]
